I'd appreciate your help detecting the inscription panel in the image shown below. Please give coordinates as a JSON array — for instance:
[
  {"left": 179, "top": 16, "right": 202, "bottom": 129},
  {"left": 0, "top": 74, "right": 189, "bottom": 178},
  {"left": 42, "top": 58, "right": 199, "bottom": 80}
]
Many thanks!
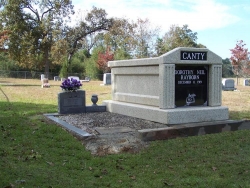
[
  {"left": 175, "top": 65, "right": 208, "bottom": 107},
  {"left": 63, "top": 98, "right": 83, "bottom": 107}
]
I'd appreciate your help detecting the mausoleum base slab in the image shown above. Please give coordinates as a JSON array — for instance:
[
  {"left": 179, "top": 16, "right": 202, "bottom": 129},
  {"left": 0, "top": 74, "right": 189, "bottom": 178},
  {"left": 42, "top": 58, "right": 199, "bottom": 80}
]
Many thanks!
[{"left": 103, "top": 100, "right": 229, "bottom": 125}]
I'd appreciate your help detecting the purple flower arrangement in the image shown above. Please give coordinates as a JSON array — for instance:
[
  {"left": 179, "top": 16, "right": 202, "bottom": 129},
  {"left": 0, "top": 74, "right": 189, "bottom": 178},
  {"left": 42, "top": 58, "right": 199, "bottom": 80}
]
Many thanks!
[{"left": 60, "top": 78, "right": 82, "bottom": 91}]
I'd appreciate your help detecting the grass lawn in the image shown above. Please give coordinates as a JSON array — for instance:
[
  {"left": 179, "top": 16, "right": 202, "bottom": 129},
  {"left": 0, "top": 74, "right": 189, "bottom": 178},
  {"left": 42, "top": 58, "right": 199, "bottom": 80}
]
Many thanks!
[{"left": 1, "top": 78, "right": 250, "bottom": 187}]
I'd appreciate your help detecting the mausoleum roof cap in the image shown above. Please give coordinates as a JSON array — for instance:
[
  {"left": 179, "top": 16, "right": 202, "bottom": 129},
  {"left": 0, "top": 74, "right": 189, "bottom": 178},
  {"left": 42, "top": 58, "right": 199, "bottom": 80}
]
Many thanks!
[
  {"left": 108, "top": 47, "right": 222, "bottom": 68},
  {"left": 159, "top": 47, "right": 222, "bottom": 65}
]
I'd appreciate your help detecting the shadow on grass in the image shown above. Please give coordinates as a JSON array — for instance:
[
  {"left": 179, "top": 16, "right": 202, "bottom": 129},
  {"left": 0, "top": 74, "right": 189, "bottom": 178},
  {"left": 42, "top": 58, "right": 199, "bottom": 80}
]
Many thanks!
[
  {"left": 1, "top": 84, "right": 42, "bottom": 86},
  {"left": 2, "top": 100, "right": 250, "bottom": 187},
  {"left": 0, "top": 80, "right": 12, "bottom": 83},
  {"left": 0, "top": 100, "right": 57, "bottom": 118},
  {"left": 229, "top": 110, "right": 250, "bottom": 120},
  {"left": 0, "top": 100, "right": 93, "bottom": 188},
  {"left": 0, "top": 87, "right": 10, "bottom": 102},
  {"left": 0, "top": 87, "right": 57, "bottom": 113}
]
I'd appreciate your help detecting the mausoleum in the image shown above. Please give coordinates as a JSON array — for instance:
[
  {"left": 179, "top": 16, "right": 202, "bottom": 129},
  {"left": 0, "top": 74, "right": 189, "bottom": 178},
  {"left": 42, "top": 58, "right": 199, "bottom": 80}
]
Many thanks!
[{"left": 103, "top": 47, "right": 229, "bottom": 124}]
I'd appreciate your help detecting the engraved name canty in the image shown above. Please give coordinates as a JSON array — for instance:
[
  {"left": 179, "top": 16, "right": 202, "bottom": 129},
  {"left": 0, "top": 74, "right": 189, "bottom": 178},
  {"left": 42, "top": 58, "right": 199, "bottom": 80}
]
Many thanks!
[{"left": 181, "top": 51, "right": 207, "bottom": 61}]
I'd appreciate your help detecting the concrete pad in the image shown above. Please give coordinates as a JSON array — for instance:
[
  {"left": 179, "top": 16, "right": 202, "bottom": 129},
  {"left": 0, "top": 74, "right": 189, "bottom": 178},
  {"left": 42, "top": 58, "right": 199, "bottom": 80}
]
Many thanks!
[
  {"left": 44, "top": 113, "right": 92, "bottom": 139},
  {"left": 138, "top": 120, "right": 250, "bottom": 141},
  {"left": 103, "top": 100, "right": 229, "bottom": 124},
  {"left": 95, "top": 127, "right": 135, "bottom": 134}
]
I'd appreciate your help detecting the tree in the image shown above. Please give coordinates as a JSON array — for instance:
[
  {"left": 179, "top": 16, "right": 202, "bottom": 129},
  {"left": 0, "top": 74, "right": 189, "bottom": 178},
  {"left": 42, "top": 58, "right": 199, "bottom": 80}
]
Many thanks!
[
  {"left": 102, "top": 18, "right": 136, "bottom": 59},
  {"left": 222, "top": 58, "right": 234, "bottom": 78},
  {"left": 155, "top": 38, "right": 165, "bottom": 56},
  {"left": 0, "top": 30, "right": 9, "bottom": 52},
  {"left": 65, "top": 7, "right": 113, "bottom": 67},
  {"left": 133, "top": 18, "right": 160, "bottom": 58},
  {"left": 230, "top": 40, "right": 250, "bottom": 84},
  {"left": 0, "top": 0, "right": 74, "bottom": 77},
  {"left": 104, "top": 17, "right": 160, "bottom": 58},
  {"left": 157, "top": 25, "right": 206, "bottom": 55},
  {"left": 84, "top": 46, "right": 104, "bottom": 80},
  {"left": 0, "top": 52, "right": 17, "bottom": 70},
  {"left": 97, "top": 46, "right": 114, "bottom": 73}
]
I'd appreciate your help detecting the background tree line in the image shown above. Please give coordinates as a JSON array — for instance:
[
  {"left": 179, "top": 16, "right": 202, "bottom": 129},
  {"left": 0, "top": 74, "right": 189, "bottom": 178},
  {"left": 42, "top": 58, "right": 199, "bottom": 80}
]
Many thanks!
[{"left": 0, "top": 0, "right": 246, "bottom": 80}]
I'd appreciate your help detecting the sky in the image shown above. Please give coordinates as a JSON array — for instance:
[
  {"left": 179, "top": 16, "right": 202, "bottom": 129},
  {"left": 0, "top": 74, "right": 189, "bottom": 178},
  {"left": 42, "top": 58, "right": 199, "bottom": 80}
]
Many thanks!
[{"left": 72, "top": 0, "right": 250, "bottom": 59}]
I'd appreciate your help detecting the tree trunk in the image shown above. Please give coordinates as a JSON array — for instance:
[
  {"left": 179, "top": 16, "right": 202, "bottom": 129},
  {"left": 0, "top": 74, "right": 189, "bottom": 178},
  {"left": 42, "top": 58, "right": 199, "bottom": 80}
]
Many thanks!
[
  {"left": 44, "top": 49, "right": 50, "bottom": 79},
  {"left": 236, "top": 70, "right": 239, "bottom": 86}
]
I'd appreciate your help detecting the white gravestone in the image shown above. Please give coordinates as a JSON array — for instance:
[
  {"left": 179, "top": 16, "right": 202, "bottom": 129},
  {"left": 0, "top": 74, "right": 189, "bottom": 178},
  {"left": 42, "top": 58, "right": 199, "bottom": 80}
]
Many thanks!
[
  {"left": 54, "top": 76, "right": 60, "bottom": 81},
  {"left": 103, "top": 73, "right": 111, "bottom": 85},
  {"left": 222, "top": 79, "right": 236, "bottom": 91},
  {"left": 68, "top": 76, "right": 80, "bottom": 81},
  {"left": 41, "top": 74, "right": 44, "bottom": 81},
  {"left": 41, "top": 74, "right": 50, "bottom": 88},
  {"left": 243, "top": 79, "right": 249, "bottom": 86}
]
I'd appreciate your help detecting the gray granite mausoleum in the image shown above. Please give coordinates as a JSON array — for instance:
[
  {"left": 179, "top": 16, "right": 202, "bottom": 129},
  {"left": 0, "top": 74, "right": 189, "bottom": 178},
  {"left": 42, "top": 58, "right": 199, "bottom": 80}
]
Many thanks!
[{"left": 103, "top": 47, "right": 229, "bottom": 124}]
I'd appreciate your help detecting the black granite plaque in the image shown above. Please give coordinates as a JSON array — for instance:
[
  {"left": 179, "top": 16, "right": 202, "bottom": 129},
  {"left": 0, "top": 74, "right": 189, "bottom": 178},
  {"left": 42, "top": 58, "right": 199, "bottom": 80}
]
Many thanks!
[
  {"left": 175, "top": 65, "right": 208, "bottom": 107},
  {"left": 180, "top": 51, "right": 207, "bottom": 61},
  {"left": 58, "top": 90, "right": 86, "bottom": 114}
]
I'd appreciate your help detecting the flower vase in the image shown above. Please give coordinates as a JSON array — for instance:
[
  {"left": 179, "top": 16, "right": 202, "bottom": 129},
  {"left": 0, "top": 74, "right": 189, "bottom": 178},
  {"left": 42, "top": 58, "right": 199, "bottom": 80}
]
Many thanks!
[{"left": 91, "top": 94, "right": 98, "bottom": 106}]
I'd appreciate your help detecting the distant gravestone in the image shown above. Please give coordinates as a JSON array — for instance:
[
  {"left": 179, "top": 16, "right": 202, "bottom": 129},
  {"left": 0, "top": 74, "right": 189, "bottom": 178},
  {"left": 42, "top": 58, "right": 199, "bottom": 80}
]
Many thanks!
[
  {"left": 41, "top": 74, "right": 50, "bottom": 88},
  {"left": 222, "top": 79, "right": 236, "bottom": 91},
  {"left": 41, "top": 74, "right": 45, "bottom": 81},
  {"left": 103, "top": 73, "right": 111, "bottom": 85},
  {"left": 81, "top": 77, "right": 90, "bottom": 82},
  {"left": 68, "top": 76, "right": 80, "bottom": 81},
  {"left": 54, "top": 76, "right": 60, "bottom": 81},
  {"left": 41, "top": 79, "right": 50, "bottom": 88},
  {"left": 243, "top": 79, "right": 249, "bottom": 86}
]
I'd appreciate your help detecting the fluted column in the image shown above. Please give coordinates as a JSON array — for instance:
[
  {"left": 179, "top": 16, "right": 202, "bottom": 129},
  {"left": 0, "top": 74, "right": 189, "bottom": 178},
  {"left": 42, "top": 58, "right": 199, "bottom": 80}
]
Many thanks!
[
  {"left": 209, "top": 65, "right": 222, "bottom": 106},
  {"left": 159, "top": 64, "right": 175, "bottom": 109}
]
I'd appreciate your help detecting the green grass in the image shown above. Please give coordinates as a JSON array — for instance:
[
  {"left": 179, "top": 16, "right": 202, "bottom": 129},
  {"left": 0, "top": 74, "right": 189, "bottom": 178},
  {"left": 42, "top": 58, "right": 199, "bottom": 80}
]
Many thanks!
[{"left": 1, "top": 78, "right": 250, "bottom": 187}]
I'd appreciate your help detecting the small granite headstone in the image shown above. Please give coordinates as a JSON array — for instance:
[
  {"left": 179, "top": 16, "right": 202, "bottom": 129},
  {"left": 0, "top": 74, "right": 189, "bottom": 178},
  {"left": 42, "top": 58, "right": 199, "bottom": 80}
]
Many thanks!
[
  {"left": 222, "top": 79, "right": 236, "bottom": 91},
  {"left": 54, "top": 76, "right": 60, "bottom": 81},
  {"left": 103, "top": 73, "right": 111, "bottom": 85},
  {"left": 68, "top": 76, "right": 80, "bottom": 81},
  {"left": 41, "top": 74, "right": 45, "bottom": 81},
  {"left": 81, "top": 77, "right": 90, "bottom": 82},
  {"left": 58, "top": 90, "right": 86, "bottom": 114},
  {"left": 41, "top": 75, "right": 50, "bottom": 88},
  {"left": 243, "top": 79, "right": 249, "bottom": 86}
]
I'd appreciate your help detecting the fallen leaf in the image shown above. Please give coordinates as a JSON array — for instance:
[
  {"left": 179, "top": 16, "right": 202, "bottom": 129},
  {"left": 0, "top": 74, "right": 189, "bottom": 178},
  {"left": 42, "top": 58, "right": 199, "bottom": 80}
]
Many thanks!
[
  {"left": 102, "top": 169, "right": 108, "bottom": 174},
  {"left": 4, "top": 183, "right": 15, "bottom": 188},
  {"left": 46, "top": 161, "right": 54, "bottom": 166},
  {"left": 130, "top": 175, "right": 136, "bottom": 180},
  {"left": 163, "top": 180, "right": 174, "bottom": 186},
  {"left": 15, "top": 180, "right": 26, "bottom": 184}
]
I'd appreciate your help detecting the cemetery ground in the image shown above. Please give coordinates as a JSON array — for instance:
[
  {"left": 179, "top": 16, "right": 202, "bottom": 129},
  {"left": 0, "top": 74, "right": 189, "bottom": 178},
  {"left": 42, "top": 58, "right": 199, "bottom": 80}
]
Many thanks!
[{"left": 1, "top": 78, "right": 250, "bottom": 187}]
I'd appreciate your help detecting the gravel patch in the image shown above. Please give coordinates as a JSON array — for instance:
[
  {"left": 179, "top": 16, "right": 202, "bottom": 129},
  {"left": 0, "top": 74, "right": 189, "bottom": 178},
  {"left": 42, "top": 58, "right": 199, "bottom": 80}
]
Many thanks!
[
  {"left": 58, "top": 112, "right": 169, "bottom": 155},
  {"left": 58, "top": 112, "right": 168, "bottom": 134}
]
